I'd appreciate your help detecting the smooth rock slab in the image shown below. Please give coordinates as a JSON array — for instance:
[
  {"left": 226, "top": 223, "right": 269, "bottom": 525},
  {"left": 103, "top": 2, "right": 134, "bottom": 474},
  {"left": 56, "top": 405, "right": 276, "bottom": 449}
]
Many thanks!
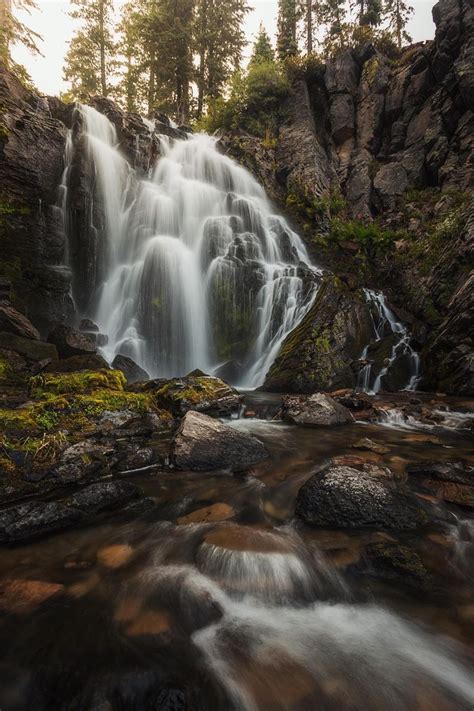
[
  {"left": 296, "top": 466, "right": 431, "bottom": 530},
  {"left": 282, "top": 393, "right": 353, "bottom": 426},
  {"left": 171, "top": 411, "right": 269, "bottom": 471}
]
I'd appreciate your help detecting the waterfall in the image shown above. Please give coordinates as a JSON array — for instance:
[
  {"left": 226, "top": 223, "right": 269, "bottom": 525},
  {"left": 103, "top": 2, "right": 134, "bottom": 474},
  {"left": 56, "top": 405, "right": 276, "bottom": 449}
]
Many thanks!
[
  {"left": 356, "top": 289, "right": 421, "bottom": 394},
  {"left": 74, "top": 105, "right": 317, "bottom": 386}
]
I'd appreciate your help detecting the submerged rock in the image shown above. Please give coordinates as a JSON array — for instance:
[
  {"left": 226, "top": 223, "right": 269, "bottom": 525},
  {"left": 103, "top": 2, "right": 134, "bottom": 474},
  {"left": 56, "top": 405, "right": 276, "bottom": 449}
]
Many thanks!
[
  {"left": 296, "top": 466, "right": 431, "bottom": 530},
  {"left": 352, "top": 438, "right": 390, "bottom": 454},
  {"left": 171, "top": 411, "right": 269, "bottom": 471},
  {"left": 112, "top": 354, "right": 150, "bottom": 384},
  {"left": 282, "top": 393, "right": 353, "bottom": 426},
  {"left": 362, "top": 542, "right": 434, "bottom": 591}
]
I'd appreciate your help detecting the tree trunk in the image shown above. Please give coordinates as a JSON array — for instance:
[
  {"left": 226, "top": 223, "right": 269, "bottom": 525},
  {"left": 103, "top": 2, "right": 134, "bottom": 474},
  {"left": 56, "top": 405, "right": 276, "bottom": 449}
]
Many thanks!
[
  {"left": 99, "top": 1, "right": 107, "bottom": 96},
  {"left": 306, "top": 0, "right": 313, "bottom": 53}
]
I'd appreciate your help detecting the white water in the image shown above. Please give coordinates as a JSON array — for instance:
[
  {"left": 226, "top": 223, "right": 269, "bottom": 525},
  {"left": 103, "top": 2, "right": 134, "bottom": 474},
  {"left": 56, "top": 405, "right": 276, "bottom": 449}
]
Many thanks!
[
  {"left": 357, "top": 289, "right": 421, "bottom": 394},
  {"left": 122, "top": 522, "right": 474, "bottom": 711},
  {"left": 75, "top": 106, "right": 317, "bottom": 386}
]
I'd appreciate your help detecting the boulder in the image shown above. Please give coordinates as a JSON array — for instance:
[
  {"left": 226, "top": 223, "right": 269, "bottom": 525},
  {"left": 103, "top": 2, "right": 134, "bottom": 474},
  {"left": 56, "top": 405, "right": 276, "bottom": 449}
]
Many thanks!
[
  {"left": 0, "top": 332, "right": 58, "bottom": 363},
  {"left": 112, "top": 354, "right": 149, "bottom": 384},
  {"left": 44, "top": 353, "right": 110, "bottom": 373},
  {"left": 282, "top": 392, "right": 353, "bottom": 426},
  {"left": 0, "top": 304, "right": 40, "bottom": 340},
  {"left": 68, "top": 481, "right": 143, "bottom": 513},
  {"left": 0, "top": 501, "right": 83, "bottom": 543},
  {"left": 296, "top": 466, "right": 431, "bottom": 529},
  {"left": 47, "top": 324, "right": 97, "bottom": 359},
  {"left": 171, "top": 411, "right": 269, "bottom": 471},
  {"left": 352, "top": 438, "right": 389, "bottom": 454},
  {"left": 134, "top": 375, "right": 242, "bottom": 417},
  {"left": 407, "top": 460, "right": 473, "bottom": 485}
]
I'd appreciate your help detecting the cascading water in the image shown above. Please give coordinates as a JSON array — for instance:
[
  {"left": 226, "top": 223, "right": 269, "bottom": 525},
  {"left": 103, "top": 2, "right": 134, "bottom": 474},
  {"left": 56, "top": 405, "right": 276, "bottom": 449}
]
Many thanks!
[
  {"left": 356, "top": 288, "right": 421, "bottom": 394},
  {"left": 73, "top": 105, "right": 317, "bottom": 386}
]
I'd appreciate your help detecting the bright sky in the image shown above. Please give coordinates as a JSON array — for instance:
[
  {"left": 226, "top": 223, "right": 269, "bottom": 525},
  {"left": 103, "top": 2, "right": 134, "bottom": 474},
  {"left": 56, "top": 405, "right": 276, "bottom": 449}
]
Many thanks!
[{"left": 12, "top": 0, "right": 437, "bottom": 97}]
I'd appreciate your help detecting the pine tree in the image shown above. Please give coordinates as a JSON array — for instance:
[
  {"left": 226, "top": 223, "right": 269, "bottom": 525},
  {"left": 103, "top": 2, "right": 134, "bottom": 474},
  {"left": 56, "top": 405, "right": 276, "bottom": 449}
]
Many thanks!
[
  {"left": 277, "top": 0, "right": 299, "bottom": 60},
  {"left": 115, "top": 2, "right": 148, "bottom": 113},
  {"left": 194, "top": 0, "right": 249, "bottom": 119},
  {"left": 298, "top": 0, "right": 320, "bottom": 54},
  {"left": 0, "top": 0, "right": 41, "bottom": 68},
  {"left": 249, "top": 23, "right": 274, "bottom": 67},
  {"left": 63, "top": 0, "right": 115, "bottom": 99},
  {"left": 321, "top": 0, "right": 347, "bottom": 51},
  {"left": 351, "top": 0, "right": 382, "bottom": 26},
  {"left": 384, "top": 0, "right": 413, "bottom": 48}
]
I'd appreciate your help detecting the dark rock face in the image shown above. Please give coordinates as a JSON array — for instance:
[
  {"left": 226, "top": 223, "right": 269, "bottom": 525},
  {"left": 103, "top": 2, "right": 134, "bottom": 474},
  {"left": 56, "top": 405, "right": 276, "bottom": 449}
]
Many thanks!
[
  {"left": 0, "top": 332, "right": 58, "bottom": 364},
  {"left": 263, "top": 276, "right": 373, "bottom": 392},
  {"left": 296, "top": 466, "right": 431, "bottom": 529},
  {"left": 44, "top": 352, "right": 110, "bottom": 373},
  {"left": 47, "top": 324, "right": 97, "bottom": 358},
  {"left": 281, "top": 393, "right": 353, "bottom": 426},
  {"left": 112, "top": 354, "right": 150, "bottom": 384},
  {"left": 171, "top": 411, "right": 269, "bottom": 471},
  {"left": 0, "top": 67, "right": 74, "bottom": 332}
]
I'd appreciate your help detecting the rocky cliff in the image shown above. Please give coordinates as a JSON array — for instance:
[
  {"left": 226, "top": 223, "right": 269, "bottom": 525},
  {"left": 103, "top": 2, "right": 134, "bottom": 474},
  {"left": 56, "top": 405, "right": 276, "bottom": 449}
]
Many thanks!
[
  {"left": 0, "top": 0, "right": 472, "bottom": 395},
  {"left": 227, "top": 0, "right": 473, "bottom": 394}
]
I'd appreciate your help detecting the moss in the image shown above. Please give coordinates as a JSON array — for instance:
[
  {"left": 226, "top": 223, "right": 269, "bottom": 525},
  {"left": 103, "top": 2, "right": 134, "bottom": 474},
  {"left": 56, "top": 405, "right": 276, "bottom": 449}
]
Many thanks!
[
  {"left": 154, "top": 376, "right": 230, "bottom": 407},
  {"left": 29, "top": 369, "right": 126, "bottom": 398},
  {"left": 0, "top": 354, "right": 12, "bottom": 383},
  {"left": 0, "top": 454, "right": 16, "bottom": 475}
]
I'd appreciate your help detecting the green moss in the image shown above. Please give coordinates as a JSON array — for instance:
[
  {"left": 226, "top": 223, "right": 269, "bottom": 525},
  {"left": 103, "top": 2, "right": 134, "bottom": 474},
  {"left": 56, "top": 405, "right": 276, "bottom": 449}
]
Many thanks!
[
  {"left": 29, "top": 369, "right": 126, "bottom": 398},
  {"left": 286, "top": 183, "right": 346, "bottom": 222},
  {"left": 0, "top": 354, "right": 12, "bottom": 382}
]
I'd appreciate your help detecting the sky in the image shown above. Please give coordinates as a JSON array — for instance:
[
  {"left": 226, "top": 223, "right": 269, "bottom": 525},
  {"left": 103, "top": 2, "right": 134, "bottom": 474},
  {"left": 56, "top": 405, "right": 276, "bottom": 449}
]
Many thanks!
[{"left": 12, "top": 0, "right": 437, "bottom": 97}]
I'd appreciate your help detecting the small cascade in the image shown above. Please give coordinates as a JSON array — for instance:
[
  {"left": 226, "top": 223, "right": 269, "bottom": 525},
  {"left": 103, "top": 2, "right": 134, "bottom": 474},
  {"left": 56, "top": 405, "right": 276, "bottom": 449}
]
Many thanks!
[
  {"left": 71, "top": 105, "right": 317, "bottom": 386},
  {"left": 356, "top": 289, "right": 421, "bottom": 394}
]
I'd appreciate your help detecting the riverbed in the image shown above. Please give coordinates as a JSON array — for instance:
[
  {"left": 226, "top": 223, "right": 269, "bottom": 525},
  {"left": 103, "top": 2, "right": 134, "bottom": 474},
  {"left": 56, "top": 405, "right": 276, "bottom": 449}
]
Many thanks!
[{"left": 0, "top": 392, "right": 473, "bottom": 710}]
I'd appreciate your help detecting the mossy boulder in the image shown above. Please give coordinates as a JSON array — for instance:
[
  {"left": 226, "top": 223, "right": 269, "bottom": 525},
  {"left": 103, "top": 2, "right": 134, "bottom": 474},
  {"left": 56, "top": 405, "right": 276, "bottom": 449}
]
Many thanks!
[
  {"left": 263, "top": 275, "right": 373, "bottom": 393},
  {"left": 132, "top": 375, "right": 242, "bottom": 417},
  {"left": 29, "top": 369, "right": 126, "bottom": 397}
]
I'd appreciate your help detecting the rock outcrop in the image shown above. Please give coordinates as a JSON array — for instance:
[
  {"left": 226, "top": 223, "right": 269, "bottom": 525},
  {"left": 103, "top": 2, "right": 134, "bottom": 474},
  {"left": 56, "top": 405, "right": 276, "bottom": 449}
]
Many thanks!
[{"left": 263, "top": 275, "right": 373, "bottom": 392}]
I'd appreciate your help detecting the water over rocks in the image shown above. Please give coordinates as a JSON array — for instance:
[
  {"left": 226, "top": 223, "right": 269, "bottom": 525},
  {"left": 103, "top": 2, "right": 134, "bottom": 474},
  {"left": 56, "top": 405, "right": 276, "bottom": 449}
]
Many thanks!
[{"left": 171, "top": 411, "right": 269, "bottom": 472}]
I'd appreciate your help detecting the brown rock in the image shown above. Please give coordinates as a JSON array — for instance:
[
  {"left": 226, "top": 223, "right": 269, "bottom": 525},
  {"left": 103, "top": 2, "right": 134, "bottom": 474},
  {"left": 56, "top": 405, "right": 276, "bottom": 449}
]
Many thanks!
[{"left": 0, "top": 579, "right": 64, "bottom": 612}]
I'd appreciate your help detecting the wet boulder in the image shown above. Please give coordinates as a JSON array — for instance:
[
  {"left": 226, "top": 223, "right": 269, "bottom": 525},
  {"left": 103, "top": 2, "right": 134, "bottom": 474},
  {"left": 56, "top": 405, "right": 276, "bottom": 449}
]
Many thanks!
[
  {"left": 282, "top": 393, "right": 353, "bottom": 426},
  {"left": 0, "top": 304, "right": 40, "bottom": 340},
  {"left": 68, "top": 481, "right": 143, "bottom": 514},
  {"left": 171, "top": 411, "right": 269, "bottom": 471},
  {"left": 296, "top": 465, "right": 431, "bottom": 530},
  {"left": 112, "top": 354, "right": 150, "bottom": 384},
  {"left": 47, "top": 324, "right": 97, "bottom": 359},
  {"left": 0, "top": 501, "right": 83, "bottom": 543},
  {"left": 361, "top": 542, "right": 434, "bottom": 591},
  {"left": 407, "top": 460, "right": 474, "bottom": 509}
]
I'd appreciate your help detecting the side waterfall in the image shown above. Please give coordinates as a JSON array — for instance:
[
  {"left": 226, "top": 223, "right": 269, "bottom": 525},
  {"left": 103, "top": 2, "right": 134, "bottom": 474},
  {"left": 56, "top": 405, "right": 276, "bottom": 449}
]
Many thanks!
[
  {"left": 74, "top": 105, "right": 317, "bottom": 387},
  {"left": 357, "top": 289, "right": 421, "bottom": 394}
]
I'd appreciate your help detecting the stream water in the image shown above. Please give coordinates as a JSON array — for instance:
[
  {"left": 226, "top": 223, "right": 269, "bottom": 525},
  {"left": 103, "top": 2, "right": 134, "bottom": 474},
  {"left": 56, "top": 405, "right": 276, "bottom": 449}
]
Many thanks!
[{"left": 1, "top": 394, "right": 473, "bottom": 710}]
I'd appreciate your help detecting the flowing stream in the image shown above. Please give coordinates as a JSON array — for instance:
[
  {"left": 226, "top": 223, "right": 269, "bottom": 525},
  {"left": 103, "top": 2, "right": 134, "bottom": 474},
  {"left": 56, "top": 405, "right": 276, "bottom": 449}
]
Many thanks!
[
  {"left": 74, "top": 106, "right": 317, "bottom": 387},
  {"left": 0, "top": 394, "right": 473, "bottom": 710}
]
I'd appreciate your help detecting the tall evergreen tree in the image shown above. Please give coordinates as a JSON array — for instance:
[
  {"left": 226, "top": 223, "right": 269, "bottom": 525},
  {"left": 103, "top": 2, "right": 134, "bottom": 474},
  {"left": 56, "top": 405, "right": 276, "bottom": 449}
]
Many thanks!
[
  {"left": 0, "top": 0, "right": 41, "bottom": 68},
  {"left": 321, "top": 0, "right": 347, "bottom": 50},
  {"left": 351, "top": 0, "right": 382, "bottom": 26},
  {"left": 194, "top": 0, "right": 249, "bottom": 119},
  {"left": 63, "top": 0, "right": 115, "bottom": 99},
  {"left": 249, "top": 23, "right": 274, "bottom": 67},
  {"left": 116, "top": 2, "right": 148, "bottom": 113},
  {"left": 299, "top": 0, "right": 319, "bottom": 54},
  {"left": 277, "top": 0, "right": 299, "bottom": 60},
  {"left": 384, "top": 0, "right": 413, "bottom": 48}
]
